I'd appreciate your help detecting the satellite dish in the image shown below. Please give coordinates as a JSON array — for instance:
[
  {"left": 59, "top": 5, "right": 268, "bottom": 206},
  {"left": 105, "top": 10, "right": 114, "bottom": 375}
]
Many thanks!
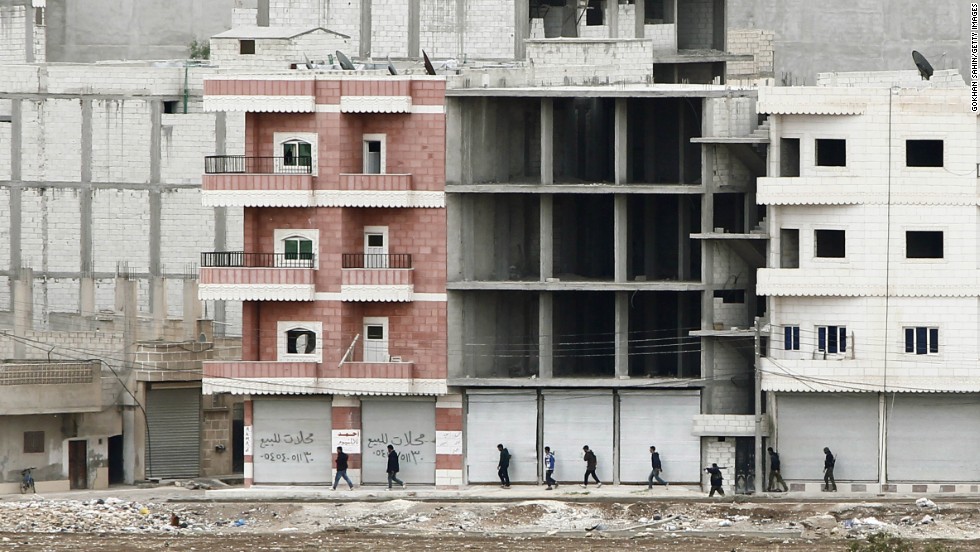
[
  {"left": 912, "top": 50, "right": 933, "bottom": 81},
  {"left": 387, "top": 55, "right": 398, "bottom": 76},
  {"left": 422, "top": 49, "right": 436, "bottom": 76},
  {"left": 335, "top": 50, "right": 356, "bottom": 71},
  {"left": 303, "top": 53, "right": 315, "bottom": 70}
]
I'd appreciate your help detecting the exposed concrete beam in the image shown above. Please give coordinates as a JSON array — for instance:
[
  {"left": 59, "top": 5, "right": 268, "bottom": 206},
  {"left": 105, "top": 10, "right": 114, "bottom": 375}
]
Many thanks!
[
  {"left": 408, "top": 0, "right": 420, "bottom": 57},
  {"left": 614, "top": 98, "right": 628, "bottom": 184},
  {"left": 359, "top": 0, "right": 372, "bottom": 58},
  {"left": 514, "top": 0, "right": 529, "bottom": 59},
  {"left": 540, "top": 98, "right": 554, "bottom": 185},
  {"left": 613, "top": 194, "right": 627, "bottom": 282},
  {"left": 538, "top": 292, "right": 553, "bottom": 378},
  {"left": 9, "top": 100, "right": 22, "bottom": 274},
  {"left": 614, "top": 292, "right": 629, "bottom": 378}
]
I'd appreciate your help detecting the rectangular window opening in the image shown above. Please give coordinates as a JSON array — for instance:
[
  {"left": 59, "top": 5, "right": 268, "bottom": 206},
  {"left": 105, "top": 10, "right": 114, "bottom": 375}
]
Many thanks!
[
  {"left": 24, "top": 431, "right": 44, "bottom": 453},
  {"left": 815, "top": 229, "right": 846, "bottom": 258},
  {"left": 163, "top": 101, "right": 179, "bottom": 114},
  {"left": 904, "top": 326, "right": 939, "bottom": 355},
  {"left": 783, "top": 326, "right": 800, "bottom": 351},
  {"left": 906, "top": 140, "right": 943, "bottom": 167},
  {"left": 815, "top": 138, "right": 846, "bottom": 167},
  {"left": 286, "top": 328, "right": 317, "bottom": 354},
  {"left": 780, "top": 228, "right": 800, "bottom": 268},
  {"left": 906, "top": 231, "right": 943, "bottom": 259},
  {"left": 644, "top": 0, "right": 667, "bottom": 23},
  {"left": 817, "top": 325, "right": 847, "bottom": 354},
  {"left": 240, "top": 39, "right": 256, "bottom": 55},
  {"left": 780, "top": 138, "right": 800, "bottom": 177},
  {"left": 713, "top": 289, "right": 745, "bottom": 304},
  {"left": 586, "top": 0, "right": 604, "bottom": 25},
  {"left": 363, "top": 139, "right": 383, "bottom": 174}
]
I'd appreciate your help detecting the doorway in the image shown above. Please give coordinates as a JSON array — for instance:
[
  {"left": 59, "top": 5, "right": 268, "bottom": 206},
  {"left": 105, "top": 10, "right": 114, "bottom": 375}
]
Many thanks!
[
  {"left": 68, "top": 440, "right": 88, "bottom": 489},
  {"left": 364, "top": 226, "right": 388, "bottom": 268},
  {"left": 108, "top": 435, "right": 124, "bottom": 484}
]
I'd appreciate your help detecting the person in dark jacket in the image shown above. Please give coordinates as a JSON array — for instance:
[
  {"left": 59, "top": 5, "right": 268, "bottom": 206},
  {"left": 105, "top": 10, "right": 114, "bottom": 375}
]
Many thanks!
[
  {"left": 823, "top": 447, "right": 837, "bottom": 492},
  {"left": 767, "top": 447, "right": 787, "bottom": 492},
  {"left": 705, "top": 463, "right": 726, "bottom": 497},
  {"left": 332, "top": 446, "right": 354, "bottom": 490},
  {"left": 581, "top": 445, "right": 601, "bottom": 488},
  {"left": 647, "top": 445, "right": 668, "bottom": 489},
  {"left": 497, "top": 444, "right": 511, "bottom": 488},
  {"left": 386, "top": 444, "right": 405, "bottom": 490}
]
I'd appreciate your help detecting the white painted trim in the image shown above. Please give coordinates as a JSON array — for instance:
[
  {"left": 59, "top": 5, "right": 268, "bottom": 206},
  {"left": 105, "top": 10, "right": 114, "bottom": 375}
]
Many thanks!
[
  {"left": 340, "top": 285, "right": 414, "bottom": 302},
  {"left": 363, "top": 317, "right": 389, "bottom": 362},
  {"left": 244, "top": 463, "right": 254, "bottom": 479},
  {"left": 274, "top": 131, "right": 318, "bottom": 176},
  {"left": 202, "top": 377, "right": 448, "bottom": 396},
  {"left": 201, "top": 190, "right": 313, "bottom": 208},
  {"left": 199, "top": 284, "right": 315, "bottom": 301},
  {"left": 341, "top": 95, "right": 412, "bottom": 113},
  {"left": 314, "top": 291, "right": 447, "bottom": 302},
  {"left": 277, "top": 321, "right": 324, "bottom": 363},
  {"left": 273, "top": 228, "right": 320, "bottom": 269},
  {"left": 435, "top": 430, "right": 463, "bottom": 455},
  {"left": 313, "top": 190, "right": 445, "bottom": 208},
  {"left": 204, "top": 95, "right": 315, "bottom": 113},
  {"left": 314, "top": 104, "right": 342, "bottom": 113},
  {"left": 314, "top": 104, "right": 445, "bottom": 114}
]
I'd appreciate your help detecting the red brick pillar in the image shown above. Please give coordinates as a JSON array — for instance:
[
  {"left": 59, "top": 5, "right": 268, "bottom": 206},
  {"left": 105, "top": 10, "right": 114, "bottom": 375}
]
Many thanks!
[
  {"left": 243, "top": 398, "right": 253, "bottom": 487},
  {"left": 435, "top": 393, "right": 463, "bottom": 487},
  {"left": 331, "top": 396, "right": 362, "bottom": 485}
]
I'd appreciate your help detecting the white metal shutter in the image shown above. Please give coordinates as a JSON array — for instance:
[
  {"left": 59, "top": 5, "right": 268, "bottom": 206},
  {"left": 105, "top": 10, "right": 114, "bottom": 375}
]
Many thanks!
[
  {"left": 776, "top": 393, "right": 878, "bottom": 481},
  {"left": 619, "top": 391, "right": 701, "bottom": 483},
  {"left": 886, "top": 394, "right": 980, "bottom": 481},
  {"left": 361, "top": 399, "right": 436, "bottom": 484},
  {"left": 542, "top": 391, "right": 614, "bottom": 483},
  {"left": 252, "top": 399, "right": 332, "bottom": 484},
  {"left": 465, "top": 391, "right": 538, "bottom": 483},
  {"left": 146, "top": 386, "right": 200, "bottom": 479}
]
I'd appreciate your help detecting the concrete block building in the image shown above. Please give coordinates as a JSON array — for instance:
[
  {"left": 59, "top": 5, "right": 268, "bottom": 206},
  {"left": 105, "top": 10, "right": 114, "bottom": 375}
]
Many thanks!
[
  {"left": 758, "top": 69, "right": 980, "bottom": 492},
  {"left": 199, "top": 74, "right": 456, "bottom": 487}
]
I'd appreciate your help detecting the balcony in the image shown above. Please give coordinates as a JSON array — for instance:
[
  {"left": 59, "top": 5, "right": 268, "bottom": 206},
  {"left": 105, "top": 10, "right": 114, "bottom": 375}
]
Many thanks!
[
  {"left": 199, "top": 252, "right": 316, "bottom": 302},
  {"left": 0, "top": 361, "right": 102, "bottom": 415},
  {"left": 340, "top": 253, "right": 414, "bottom": 302},
  {"left": 201, "top": 156, "right": 314, "bottom": 208},
  {"left": 338, "top": 173, "right": 413, "bottom": 192},
  {"left": 202, "top": 360, "right": 446, "bottom": 396}
]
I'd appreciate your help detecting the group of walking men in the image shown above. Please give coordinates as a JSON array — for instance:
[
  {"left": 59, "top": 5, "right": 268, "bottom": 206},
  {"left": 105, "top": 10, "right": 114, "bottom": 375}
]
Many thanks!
[{"left": 496, "top": 444, "right": 669, "bottom": 490}]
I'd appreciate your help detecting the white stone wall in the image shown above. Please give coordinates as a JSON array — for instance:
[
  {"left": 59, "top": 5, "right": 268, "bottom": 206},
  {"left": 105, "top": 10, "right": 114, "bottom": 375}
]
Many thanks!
[
  {"left": 161, "top": 113, "right": 217, "bottom": 184},
  {"left": 692, "top": 414, "right": 769, "bottom": 437},
  {"left": 702, "top": 438, "right": 735, "bottom": 492},
  {"left": 727, "top": 29, "right": 774, "bottom": 80},
  {"left": 210, "top": 32, "right": 352, "bottom": 69},
  {"left": 161, "top": 189, "right": 216, "bottom": 268},
  {"left": 0, "top": 5, "right": 27, "bottom": 64},
  {"left": 462, "top": 0, "right": 513, "bottom": 59},
  {"left": 711, "top": 339, "right": 752, "bottom": 413},
  {"left": 420, "top": 0, "right": 457, "bottom": 58},
  {"left": 92, "top": 189, "right": 151, "bottom": 274},
  {"left": 646, "top": 23, "right": 675, "bottom": 53},
  {"left": 324, "top": 0, "right": 361, "bottom": 53},
  {"left": 232, "top": 7, "right": 257, "bottom": 27},
  {"left": 22, "top": 99, "right": 83, "bottom": 182},
  {"left": 676, "top": 0, "right": 713, "bottom": 50},
  {"left": 370, "top": 0, "right": 409, "bottom": 58},
  {"left": 526, "top": 39, "right": 653, "bottom": 86},
  {"left": 704, "top": 97, "right": 755, "bottom": 138},
  {"left": 90, "top": 100, "right": 152, "bottom": 184},
  {"left": 0, "top": 189, "right": 9, "bottom": 270},
  {"left": 269, "top": 0, "right": 321, "bottom": 27},
  {"left": 0, "top": 121, "right": 10, "bottom": 180}
]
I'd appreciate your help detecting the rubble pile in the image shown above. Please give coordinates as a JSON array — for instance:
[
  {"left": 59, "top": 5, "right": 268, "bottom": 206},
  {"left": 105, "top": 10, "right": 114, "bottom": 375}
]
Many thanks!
[{"left": 0, "top": 497, "right": 229, "bottom": 534}]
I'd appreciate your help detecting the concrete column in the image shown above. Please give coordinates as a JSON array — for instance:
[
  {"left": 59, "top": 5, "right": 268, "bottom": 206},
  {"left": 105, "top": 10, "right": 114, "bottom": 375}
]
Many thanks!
[
  {"left": 80, "top": 99, "right": 93, "bottom": 278},
  {"left": 612, "top": 391, "right": 620, "bottom": 484},
  {"left": 116, "top": 277, "right": 139, "bottom": 361},
  {"left": 182, "top": 280, "right": 201, "bottom": 340},
  {"left": 677, "top": 197, "right": 690, "bottom": 280},
  {"left": 634, "top": 0, "right": 645, "bottom": 38},
  {"left": 10, "top": 100, "right": 22, "bottom": 274},
  {"left": 80, "top": 277, "right": 95, "bottom": 317},
  {"left": 24, "top": 2, "right": 34, "bottom": 62},
  {"left": 447, "top": 291, "right": 463, "bottom": 379},
  {"left": 359, "top": 0, "right": 372, "bottom": 58},
  {"left": 12, "top": 268, "right": 33, "bottom": 358},
  {"left": 540, "top": 98, "right": 554, "bottom": 185},
  {"left": 613, "top": 194, "right": 627, "bottom": 282},
  {"left": 257, "top": 0, "right": 269, "bottom": 26},
  {"left": 878, "top": 392, "right": 887, "bottom": 487},
  {"left": 514, "top": 0, "right": 529, "bottom": 59},
  {"left": 607, "top": 0, "right": 618, "bottom": 39},
  {"left": 538, "top": 293, "right": 553, "bottom": 378},
  {"left": 614, "top": 98, "right": 628, "bottom": 184},
  {"left": 446, "top": 99, "right": 464, "bottom": 185},
  {"left": 150, "top": 277, "right": 166, "bottom": 339},
  {"left": 539, "top": 195, "right": 553, "bottom": 279},
  {"left": 614, "top": 291, "right": 629, "bottom": 378},
  {"left": 407, "top": 0, "right": 420, "bottom": 57}
]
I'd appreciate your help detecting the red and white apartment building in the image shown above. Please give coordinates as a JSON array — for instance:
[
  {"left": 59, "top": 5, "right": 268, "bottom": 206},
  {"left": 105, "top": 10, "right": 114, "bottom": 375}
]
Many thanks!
[{"left": 198, "top": 74, "right": 462, "bottom": 487}]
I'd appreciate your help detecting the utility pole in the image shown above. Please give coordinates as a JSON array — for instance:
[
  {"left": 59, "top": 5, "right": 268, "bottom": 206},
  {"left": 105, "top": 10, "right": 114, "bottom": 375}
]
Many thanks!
[{"left": 754, "top": 316, "right": 763, "bottom": 494}]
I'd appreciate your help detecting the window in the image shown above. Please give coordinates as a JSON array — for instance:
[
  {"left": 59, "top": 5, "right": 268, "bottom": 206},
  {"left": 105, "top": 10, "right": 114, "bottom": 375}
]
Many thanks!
[
  {"left": 713, "top": 290, "right": 745, "bottom": 303},
  {"left": 362, "top": 134, "right": 386, "bottom": 174},
  {"left": 905, "top": 327, "right": 939, "bottom": 355},
  {"left": 783, "top": 326, "right": 800, "bottom": 351},
  {"left": 277, "top": 321, "right": 322, "bottom": 362},
  {"left": 240, "top": 39, "right": 255, "bottom": 55},
  {"left": 24, "top": 431, "right": 44, "bottom": 453},
  {"left": 286, "top": 328, "right": 317, "bottom": 355},
  {"left": 282, "top": 139, "right": 312, "bottom": 169},
  {"left": 363, "top": 317, "right": 389, "bottom": 362},
  {"left": 780, "top": 138, "right": 800, "bottom": 177},
  {"left": 586, "top": 0, "right": 604, "bottom": 25},
  {"left": 780, "top": 228, "right": 800, "bottom": 268},
  {"left": 817, "top": 325, "right": 847, "bottom": 354},
  {"left": 815, "top": 138, "right": 846, "bottom": 167},
  {"left": 815, "top": 229, "right": 845, "bottom": 258},
  {"left": 163, "top": 101, "right": 180, "bottom": 114},
  {"left": 906, "top": 231, "right": 943, "bottom": 259},
  {"left": 283, "top": 236, "right": 314, "bottom": 265},
  {"left": 906, "top": 140, "right": 943, "bottom": 167},
  {"left": 644, "top": 0, "right": 666, "bottom": 22},
  {"left": 34, "top": 7, "right": 44, "bottom": 27}
]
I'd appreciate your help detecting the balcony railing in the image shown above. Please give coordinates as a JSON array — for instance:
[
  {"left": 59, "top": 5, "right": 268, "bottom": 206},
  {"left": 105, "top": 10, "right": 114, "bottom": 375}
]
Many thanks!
[
  {"left": 204, "top": 155, "right": 312, "bottom": 175},
  {"left": 342, "top": 253, "right": 412, "bottom": 269},
  {"left": 201, "top": 252, "right": 316, "bottom": 269}
]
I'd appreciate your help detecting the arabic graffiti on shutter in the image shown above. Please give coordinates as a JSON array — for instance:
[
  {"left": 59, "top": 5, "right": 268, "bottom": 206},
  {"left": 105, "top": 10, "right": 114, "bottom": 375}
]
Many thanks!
[
  {"left": 364, "top": 430, "right": 434, "bottom": 465},
  {"left": 256, "top": 430, "right": 317, "bottom": 464}
]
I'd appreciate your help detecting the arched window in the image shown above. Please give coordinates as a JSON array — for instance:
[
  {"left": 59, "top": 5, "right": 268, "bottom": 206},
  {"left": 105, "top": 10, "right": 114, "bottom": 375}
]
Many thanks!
[
  {"left": 282, "top": 235, "right": 314, "bottom": 267},
  {"left": 286, "top": 327, "right": 317, "bottom": 355},
  {"left": 281, "top": 139, "right": 312, "bottom": 169}
]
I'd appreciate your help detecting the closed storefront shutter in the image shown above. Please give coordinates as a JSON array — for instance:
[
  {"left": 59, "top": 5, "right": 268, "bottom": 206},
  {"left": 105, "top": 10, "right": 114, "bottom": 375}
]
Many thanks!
[
  {"left": 542, "top": 391, "right": 614, "bottom": 483},
  {"left": 252, "top": 398, "right": 332, "bottom": 484},
  {"left": 465, "top": 391, "right": 538, "bottom": 483},
  {"left": 146, "top": 385, "right": 201, "bottom": 479},
  {"left": 886, "top": 394, "right": 980, "bottom": 482},
  {"left": 618, "top": 391, "right": 701, "bottom": 483},
  {"left": 361, "top": 399, "right": 436, "bottom": 484},
  {"left": 776, "top": 393, "right": 878, "bottom": 481}
]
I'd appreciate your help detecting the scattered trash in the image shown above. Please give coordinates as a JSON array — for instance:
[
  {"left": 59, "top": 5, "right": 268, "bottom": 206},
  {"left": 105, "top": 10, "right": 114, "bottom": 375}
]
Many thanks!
[
  {"left": 718, "top": 520, "right": 733, "bottom": 527},
  {"left": 915, "top": 498, "right": 937, "bottom": 509},
  {"left": 920, "top": 515, "right": 934, "bottom": 525}
]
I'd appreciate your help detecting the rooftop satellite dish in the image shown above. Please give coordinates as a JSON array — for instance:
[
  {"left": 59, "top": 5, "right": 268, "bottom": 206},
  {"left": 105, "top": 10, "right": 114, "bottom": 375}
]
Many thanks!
[
  {"left": 912, "top": 50, "right": 933, "bottom": 80},
  {"left": 422, "top": 49, "right": 436, "bottom": 76},
  {"left": 303, "top": 53, "right": 315, "bottom": 70},
  {"left": 335, "top": 50, "right": 356, "bottom": 71},
  {"left": 387, "top": 55, "right": 398, "bottom": 76}
]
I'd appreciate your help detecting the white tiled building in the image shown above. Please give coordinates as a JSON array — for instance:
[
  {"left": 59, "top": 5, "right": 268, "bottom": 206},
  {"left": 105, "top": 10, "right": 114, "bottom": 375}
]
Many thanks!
[{"left": 759, "top": 69, "right": 980, "bottom": 492}]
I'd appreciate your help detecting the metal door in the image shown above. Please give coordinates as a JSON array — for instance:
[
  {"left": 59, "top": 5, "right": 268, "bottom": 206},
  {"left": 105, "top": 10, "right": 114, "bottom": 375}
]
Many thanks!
[
  {"left": 145, "top": 385, "right": 201, "bottom": 478},
  {"left": 465, "top": 391, "right": 538, "bottom": 483},
  {"left": 361, "top": 400, "right": 436, "bottom": 484},
  {"left": 252, "top": 399, "right": 332, "bottom": 484},
  {"left": 776, "top": 393, "right": 878, "bottom": 481},
  {"left": 886, "top": 394, "right": 980, "bottom": 481},
  {"left": 68, "top": 440, "right": 87, "bottom": 489},
  {"left": 542, "top": 391, "right": 614, "bottom": 483},
  {"left": 618, "top": 391, "right": 701, "bottom": 483}
]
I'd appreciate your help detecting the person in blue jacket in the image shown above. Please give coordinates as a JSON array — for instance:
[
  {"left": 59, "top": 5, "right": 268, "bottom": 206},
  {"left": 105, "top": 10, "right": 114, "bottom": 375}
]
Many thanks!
[{"left": 543, "top": 446, "right": 557, "bottom": 490}]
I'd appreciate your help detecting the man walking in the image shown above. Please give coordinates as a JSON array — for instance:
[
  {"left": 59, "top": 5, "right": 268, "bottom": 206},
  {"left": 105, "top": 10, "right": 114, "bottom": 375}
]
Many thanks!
[
  {"left": 823, "top": 447, "right": 837, "bottom": 492},
  {"left": 647, "top": 445, "right": 668, "bottom": 489},
  {"left": 705, "top": 463, "right": 726, "bottom": 497},
  {"left": 332, "top": 446, "right": 354, "bottom": 490},
  {"left": 386, "top": 444, "right": 406, "bottom": 490},
  {"left": 766, "top": 447, "right": 787, "bottom": 492},
  {"left": 581, "top": 445, "right": 601, "bottom": 488},
  {"left": 543, "top": 446, "right": 557, "bottom": 490},
  {"left": 497, "top": 444, "right": 511, "bottom": 488}
]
